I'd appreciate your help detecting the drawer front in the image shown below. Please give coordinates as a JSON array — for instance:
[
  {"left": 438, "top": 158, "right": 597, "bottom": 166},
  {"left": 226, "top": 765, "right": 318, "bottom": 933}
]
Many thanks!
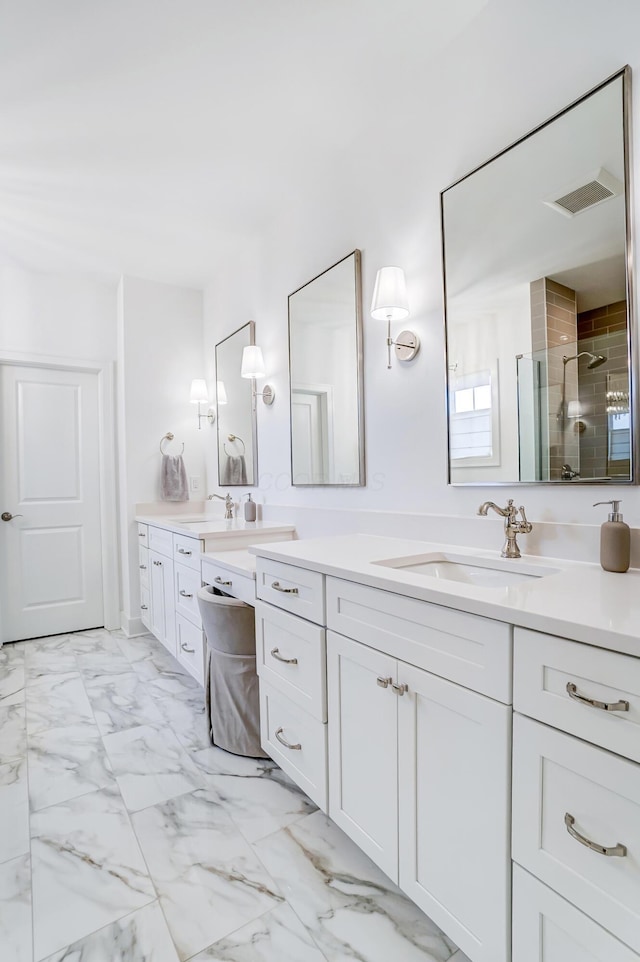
[
  {"left": 140, "top": 584, "right": 150, "bottom": 629},
  {"left": 512, "top": 714, "right": 640, "bottom": 954},
  {"left": 256, "top": 558, "right": 324, "bottom": 625},
  {"left": 256, "top": 602, "right": 326, "bottom": 721},
  {"left": 259, "top": 681, "right": 327, "bottom": 811},
  {"left": 137, "top": 522, "right": 148, "bottom": 546},
  {"left": 173, "top": 533, "right": 202, "bottom": 571},
  {"left": 514, "top": 628, "right": 640, "bottom": 763},
  {"left": 139, "top": 545, "right": 149, "bottom": 588},
  {"left": 175, "top": 563, "right": 202, "bottom": 628},
  {"left": 201, "top": 558, "right": 256, "bottom": 607},
  {"left": 513, "top": 865, "right": 640, "bottom": 962},
  {"left": 148, "top": 524, "right": 173, "bottom": 558},
  {"left": 327, "top": 577, "right": 512, "bottom": 702},
  {"left": 175, "top": 613, "right": 205, "bottom": 685}
]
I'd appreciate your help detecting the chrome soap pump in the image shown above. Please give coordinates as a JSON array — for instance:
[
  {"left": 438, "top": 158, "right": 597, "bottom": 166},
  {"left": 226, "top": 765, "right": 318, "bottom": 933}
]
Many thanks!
[{"left": 593, "top": 500, "right": 630, "bottom": 573}]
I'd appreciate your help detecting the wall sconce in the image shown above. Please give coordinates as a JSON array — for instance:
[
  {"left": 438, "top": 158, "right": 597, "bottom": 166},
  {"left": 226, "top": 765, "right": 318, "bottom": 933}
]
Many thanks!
[
  {"left": 241, "top": 345, "right": 275, "bottom": 405},
  {"left": 190, "top": 378, "right": 215, "bottom": 428},
  {"left": 216, "top": 381, "right": 228, "bottom": 405},
  {"left": 370, "top": 266, "right": 420, "bottom": 369}
]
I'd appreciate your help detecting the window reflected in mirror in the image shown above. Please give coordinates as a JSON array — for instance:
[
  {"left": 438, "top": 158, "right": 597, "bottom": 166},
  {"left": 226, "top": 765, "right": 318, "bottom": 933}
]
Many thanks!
[{"left": 215, "top": 321, "right": 257, "bottom": 486}]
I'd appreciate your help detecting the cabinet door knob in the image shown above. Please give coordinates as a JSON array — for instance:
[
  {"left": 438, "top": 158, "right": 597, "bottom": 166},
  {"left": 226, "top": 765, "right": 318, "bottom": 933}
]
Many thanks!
[
  {"left": 566, "top": 682, "right": 629, "bottom": 713},
  {"left": 270, "top": 647, "right": 298, "bottom": 666},
  {"left": 564, "top": 812, "right": 627, "bottom": 857},
  {"left": 271, "top": 581, "right": 299, "bottom": 595},
  {"left": 275, "top": 727, "right": 301, "bottom": 751},
  {"left": 214, "top": 576, "right": 232, "bottom": 587},
  {"left": 376, "top": 676, "right": 392, "bottom": 689},
  {"left": 140, "top": 604, "right": 148, "bottom": 610},
  {"left": 179, "top": 589, "right": 193, "bottom": 598},
  {"left": 392, "top": 682, "right": 408, "bottom": 696},
  {"left": 177, "top": 547, "right": 192, "bottom": 556},
  {"left": 181, "top": 643, "right": 196, "bottom": 654}
]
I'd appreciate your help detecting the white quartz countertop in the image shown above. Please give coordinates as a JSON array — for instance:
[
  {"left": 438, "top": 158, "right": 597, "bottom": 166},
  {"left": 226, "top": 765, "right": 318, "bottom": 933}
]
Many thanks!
[
  {"left": 201, "top": 549, "right": 256, "bottom": 579},
  {"left": 135, "top": 515, "right": 295, "bottom": 540},
  {"left": 249, "top": 534, "right": 640, "bottom": 657}
]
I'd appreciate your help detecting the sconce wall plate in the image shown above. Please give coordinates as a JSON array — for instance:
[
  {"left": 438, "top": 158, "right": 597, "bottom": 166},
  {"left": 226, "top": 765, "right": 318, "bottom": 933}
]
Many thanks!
[
  {"left": 394, "top": 330, "right": 420, "bottom": 362},
  {"left": 261, "top": 384, "right": 275, "bottom": 405}
]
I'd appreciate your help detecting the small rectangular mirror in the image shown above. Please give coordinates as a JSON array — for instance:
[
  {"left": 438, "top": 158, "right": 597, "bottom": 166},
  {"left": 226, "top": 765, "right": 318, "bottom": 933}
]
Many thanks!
[
  {"left": 288, "top": 250, "right": 365, "bottom": 486},
  {"left": 442, "top": 67, "right": 635, "bottom": 484},
  {"left": 215, "top": 321, "right": 257, "bottom": 486}
]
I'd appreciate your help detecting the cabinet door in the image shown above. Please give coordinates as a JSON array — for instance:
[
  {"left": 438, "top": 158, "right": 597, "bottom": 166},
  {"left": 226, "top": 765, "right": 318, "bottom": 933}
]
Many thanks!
[
  {"left": 149, "top": 551, "right": 175, "bottom": 655},
  {"left": 327, "top": 631, "right": 399, "bottom": 882},
  {"left": 398, "top": 662, "right": 511, "bottom": 962}
]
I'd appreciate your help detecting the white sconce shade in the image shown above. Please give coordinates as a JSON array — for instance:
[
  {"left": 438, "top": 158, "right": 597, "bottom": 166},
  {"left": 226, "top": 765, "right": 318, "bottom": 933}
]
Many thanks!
[
  {"left": 216, "top": 380, "right": 228, "bottom": 405},
  {"left": 567, "top": 400, "right": 582, "bottom": 419},
  {"left": 241, "top": 345, "right": 266, "bottom": 379},
  {"left": 190, "top": 378, "right": 209, "bottom": 404},
  {"left": 370, "top": 266, "right": 410, "bottom": 321}
]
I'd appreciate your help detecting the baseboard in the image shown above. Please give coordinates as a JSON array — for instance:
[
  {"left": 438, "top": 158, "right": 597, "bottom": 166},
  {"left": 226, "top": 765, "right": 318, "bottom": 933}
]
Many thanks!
[{"left": 120, "top": 612, "right": 148, "bottom": 637}]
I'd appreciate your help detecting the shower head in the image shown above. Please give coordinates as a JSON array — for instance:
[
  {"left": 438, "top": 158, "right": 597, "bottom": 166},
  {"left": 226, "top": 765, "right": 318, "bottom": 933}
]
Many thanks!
[{"left": 562, "top": 351, "right": 607, "bottom": 369}]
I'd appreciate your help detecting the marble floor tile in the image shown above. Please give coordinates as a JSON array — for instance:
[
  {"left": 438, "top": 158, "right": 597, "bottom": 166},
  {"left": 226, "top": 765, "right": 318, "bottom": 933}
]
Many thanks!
[
  {"left": 103, "top": 724, "right": 203, "bottom": 812},
  {"left": 40, "top": 901, "right": 180, "bottom": 962},
  {"left": 156, "top": 690, "right": 211, "bottom": 754},
  {"left": 0, "top": 642, "right": 26, "bottom": 701},
  {"left": 0, "top": 757, "right": 29, "bottom": 863},
  {"left": 69, "top": 628, "right": 123, "bottom": 654},
  {"left": 24, "top": 635, "right": 78, "bottom": 681},
  {"left": 31, "top": 786, "right": 156, "bottom": 960},
  {"left": 120, "top": 635, "right": 184, "bottom": 680},
  {"left": 85, "top": 670, "right": 165, "bottom": 735},
  {"left": 254, "top": 811, "right": 456, "bottom": 962},
  {"left": 0, "top": 689, "right": 27, "bottom": 761},
  {"left": 132, "top": 788, "right": 283, "bottom": 960},
  {"left": 26, "top": 672, "right": 95, "bottom": 735},
  {"left": 192, "top": 746, "right": 317, "bottom": 842},
  {"left": 28, "top": 724, "right": 115, "bottom": 812},
  {"left": 75, "top": 649, "right": 136, "bottom": 680},
  {"left": 0, "top": 853, "right": 32, "bottom": 962},
  {"left": 190, "top": 903, "right": 328, "bottom": 962}
]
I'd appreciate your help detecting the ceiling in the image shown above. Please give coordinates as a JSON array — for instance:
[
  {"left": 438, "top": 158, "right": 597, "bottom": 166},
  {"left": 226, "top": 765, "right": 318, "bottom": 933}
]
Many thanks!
[{"left": 0, "top": 0, "right": 487, "bottom": 287}]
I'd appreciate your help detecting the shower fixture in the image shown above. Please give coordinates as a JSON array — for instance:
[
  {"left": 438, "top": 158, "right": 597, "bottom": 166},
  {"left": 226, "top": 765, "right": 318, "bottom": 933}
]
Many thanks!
[{"left": 562, "top": 351, "right": 607, "bottom": 370}]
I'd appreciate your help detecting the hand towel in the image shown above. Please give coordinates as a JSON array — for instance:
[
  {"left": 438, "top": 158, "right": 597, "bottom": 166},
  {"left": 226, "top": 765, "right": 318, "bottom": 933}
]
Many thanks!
[
  {"left": 161, "top": 454, "right": 189, "bottom": 501},
  {"left": 222, "top": 454, "right": 247, "bottom": 485}
]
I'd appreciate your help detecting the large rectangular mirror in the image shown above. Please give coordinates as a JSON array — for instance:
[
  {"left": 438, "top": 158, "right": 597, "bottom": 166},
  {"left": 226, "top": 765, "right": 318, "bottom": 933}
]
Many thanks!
[
  {"left": 215, "top": 321, "right": 257, "bottom": 486},
  {"left": 288, "top": 250, "right": 365, "bottom": 485},
  {"left": 442, "top": 67, "right": 635, "bottom": 484}
]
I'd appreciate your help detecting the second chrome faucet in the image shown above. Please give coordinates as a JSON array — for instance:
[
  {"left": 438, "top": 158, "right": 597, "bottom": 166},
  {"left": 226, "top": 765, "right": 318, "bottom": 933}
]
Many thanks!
[{"left": 477, "top": 499, "right": 532, "bottom": 559}]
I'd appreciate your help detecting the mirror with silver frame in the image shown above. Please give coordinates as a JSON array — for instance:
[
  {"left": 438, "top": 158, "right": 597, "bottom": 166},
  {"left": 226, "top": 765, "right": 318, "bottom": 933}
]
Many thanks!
[
  {"left": 288, "top": 250, "right": 365, "bottom": 485},
  {"left": 442, "top": 67, "right": 635, "bottom": 485},
  {"left": 215, "top": 320, "right": 258, "bottom": 486}
]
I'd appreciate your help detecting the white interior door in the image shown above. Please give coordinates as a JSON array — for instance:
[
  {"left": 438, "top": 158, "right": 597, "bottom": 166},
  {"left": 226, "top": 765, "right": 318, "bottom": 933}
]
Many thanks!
[
  {"left": 0, "top": 364, "right": 104, "bottom": 642},
  {"left": 291, "top": 389, "right": 329, "bottom": 483}
]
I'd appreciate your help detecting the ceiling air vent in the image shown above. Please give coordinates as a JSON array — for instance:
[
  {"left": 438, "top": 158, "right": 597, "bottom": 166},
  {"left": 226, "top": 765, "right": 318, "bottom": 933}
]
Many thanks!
[{"left": 543, "top": 168, "right": 623, "bottom": 218}]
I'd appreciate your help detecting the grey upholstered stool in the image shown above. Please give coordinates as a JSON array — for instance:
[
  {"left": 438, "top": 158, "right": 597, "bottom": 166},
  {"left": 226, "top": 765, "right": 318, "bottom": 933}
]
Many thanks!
[{"left": 197, "top": 585, "right": 267, "bottom": 758}]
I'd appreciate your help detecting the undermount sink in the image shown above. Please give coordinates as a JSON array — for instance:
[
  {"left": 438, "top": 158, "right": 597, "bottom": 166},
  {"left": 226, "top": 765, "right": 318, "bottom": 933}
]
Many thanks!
[{"left": 372, "top": 552, "right": 560, "bottom": 588}]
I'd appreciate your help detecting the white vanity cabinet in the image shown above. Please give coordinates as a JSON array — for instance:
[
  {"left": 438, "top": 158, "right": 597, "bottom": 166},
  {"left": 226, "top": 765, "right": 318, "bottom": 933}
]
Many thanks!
[{"left": 149, "top": 548, "right": 176, "bottom": 653}]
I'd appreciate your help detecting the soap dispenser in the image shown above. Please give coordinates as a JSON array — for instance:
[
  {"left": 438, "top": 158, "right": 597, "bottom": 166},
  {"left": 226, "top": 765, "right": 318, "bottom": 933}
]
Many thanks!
[
  {"left": 593, "top": 500, "right": 630, "bottom": 573},
  {"left": 243, "top": 493, "right": 257, "bottom": 522}
]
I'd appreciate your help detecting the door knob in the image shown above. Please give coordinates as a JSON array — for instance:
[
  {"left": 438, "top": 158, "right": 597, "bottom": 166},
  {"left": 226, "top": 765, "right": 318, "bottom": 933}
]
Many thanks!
[{"left": 1, "top": 512, "right": 23, "bottom": 522}]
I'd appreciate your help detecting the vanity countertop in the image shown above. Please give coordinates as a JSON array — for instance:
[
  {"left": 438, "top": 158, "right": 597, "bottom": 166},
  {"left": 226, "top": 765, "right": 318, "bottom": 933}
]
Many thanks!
[
  {"left": 201, "top": 549, "right": 256, "bottom": 579},
  {"left": 249, "top": 534, "right": 640, "bottom": 657},
  {"left": 135, "top": 515, "right": 295, "bottom": 540}
]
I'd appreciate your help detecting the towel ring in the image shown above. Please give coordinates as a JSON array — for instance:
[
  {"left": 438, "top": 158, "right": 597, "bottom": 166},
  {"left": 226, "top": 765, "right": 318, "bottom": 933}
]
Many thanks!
[
  {"left": 224, "top": 433, "right": 245, "bottom": 456},
  {"left": 160, "top": 432, "right": 185, "bottom": 455}
]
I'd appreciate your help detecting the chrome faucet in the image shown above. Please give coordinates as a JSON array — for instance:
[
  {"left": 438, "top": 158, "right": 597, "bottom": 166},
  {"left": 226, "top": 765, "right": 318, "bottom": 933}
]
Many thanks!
[
  {"left": 207, "top": 492, "right": 234, "bottom": 519},
  {"left": 477, "top": 499, "right": 532, "bottom": 559}
]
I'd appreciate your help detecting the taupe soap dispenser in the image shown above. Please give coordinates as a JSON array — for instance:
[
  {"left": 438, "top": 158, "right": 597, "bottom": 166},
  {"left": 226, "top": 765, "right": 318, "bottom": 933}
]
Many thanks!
[
  {"left": 593, "top": 500, "right": 630, "bottom": 572},
  {"left": 243, "top": 493, "right": 256, "bottom": 522}
]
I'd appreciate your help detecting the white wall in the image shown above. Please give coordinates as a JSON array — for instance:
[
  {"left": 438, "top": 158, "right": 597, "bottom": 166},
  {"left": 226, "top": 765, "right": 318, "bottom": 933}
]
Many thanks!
[
  {"left": 202, "top": 0, "right": 640, "bottom": 550},
  {"left": 117, "top": 276, "right": 205, "bottom": 632}
]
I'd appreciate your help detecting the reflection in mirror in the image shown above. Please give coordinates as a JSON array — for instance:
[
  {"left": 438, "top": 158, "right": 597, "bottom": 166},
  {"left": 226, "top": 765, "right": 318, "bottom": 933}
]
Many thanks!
[
  {"left": 442, "top": 68, "right": 634, "bottom": 484},
  {"left": 289, "top": 250, "right": 365, "bottom": 485},
  {"left": 215, "top": 321, "right": 257, "bottom": 486}
]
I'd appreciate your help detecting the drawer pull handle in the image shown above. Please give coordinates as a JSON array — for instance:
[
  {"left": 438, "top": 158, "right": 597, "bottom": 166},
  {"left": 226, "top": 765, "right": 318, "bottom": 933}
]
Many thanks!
[
  {"left": 177, "top": 548, "right": 192, "bottom": 556},
  {"left": 564, "top": 813, "right": 627, "bottom": 858},
  {"left": 377, "top": 676, "right": 392, "bottom": 688},
  {"left": 275, "top": 727, "right": 301, "bottom": 751},
  {"left": 271, "top": 581, "right": 299, "bottom": 595},
  {"left": 392, "top": 682, "right": 408, "bottom": 696},
  {"left": 138, "top": 532, "right": 146, "bottom": 538},
  {"left": 566, "top": 682, "right": 629, "bottom": 713},
  {"left": 179, "top": 590, "right": 193, "bottom": 598},
  {"left": 271, "top": 647, "right": 298, "bottom": 665},
  {"left": 139, "top": 564, "right": 147, "bottom": 570},
  {"left": 140, "top": 604, "right": 148, "bottom": 610},
  {"left": 153, "top": 560, "right": 162, "bottom": 566},
  {"left": 181, "top": 643, "right": 196, "bottom": 654},
  {"left": 214, "top": 576, "right": 232, "bottom": 586}
]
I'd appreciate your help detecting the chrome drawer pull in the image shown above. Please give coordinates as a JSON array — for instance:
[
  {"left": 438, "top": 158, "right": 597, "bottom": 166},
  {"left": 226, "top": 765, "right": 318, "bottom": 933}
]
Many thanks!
[
  {"left": 177, "top": 547, "right": 192, "bottom": 556},
  {"left": 181, "top": 643, "right": 196, "bottom": 654},
  {"left": 392, "top": 682, "right": 408, "bottom": 696},
  {"left": 138, "top": 532, "right": 146, "bottom": 538},
  {"left": 179, "top": 590, "right": 193, "bottom": 598},
  {"left": 275, "top": 727, "right": 301, "bottom": 751},
  {"left": 214, "top": 576, "right": 232, "bottom": 586},
  {"left": 377, "top": 676, "right": 392, "bottom": 688},
  {"left": 564, "top": 813, "right": 627, "bottom": 857},
  {"left": 140, "top": 604, "right": 148, "bottom": 610},
  {"left": 271, "top": 581, "right": 299, "bottom": 595},
  {"left": 566, "top": 682, "right": 629, "bottom": 713},
  {"left": 139, "top": 564, "right": 147, "bottom": 570},
  {"left": 271, "top": 647, "right": 298, "bottom": 665}
]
